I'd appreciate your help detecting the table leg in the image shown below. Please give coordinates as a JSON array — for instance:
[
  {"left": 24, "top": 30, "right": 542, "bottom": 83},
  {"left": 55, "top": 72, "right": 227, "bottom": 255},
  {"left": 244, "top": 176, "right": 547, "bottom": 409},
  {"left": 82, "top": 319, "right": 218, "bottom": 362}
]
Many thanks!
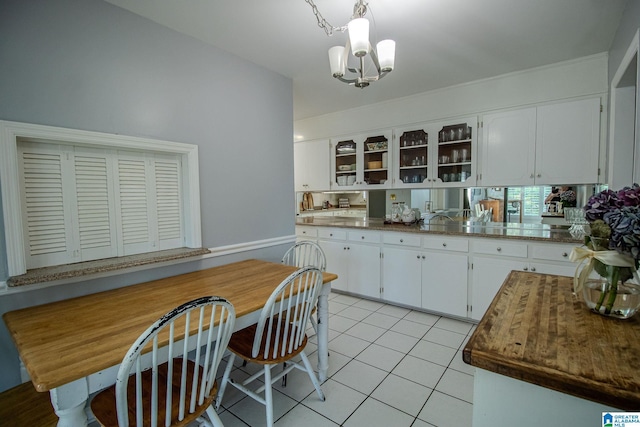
[
  {"left": 49, "top": 378, "right": 88, "bottom": 427},
  {"left": 316, "top": 283, "right": 331, "bottom": 382}
]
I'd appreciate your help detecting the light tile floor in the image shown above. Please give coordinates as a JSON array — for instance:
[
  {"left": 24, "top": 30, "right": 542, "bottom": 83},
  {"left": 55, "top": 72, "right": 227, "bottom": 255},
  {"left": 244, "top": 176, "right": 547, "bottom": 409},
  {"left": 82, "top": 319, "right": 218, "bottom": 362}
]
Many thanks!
[{"left": 215, "top": 292, "right": 477, "bottom": 427}]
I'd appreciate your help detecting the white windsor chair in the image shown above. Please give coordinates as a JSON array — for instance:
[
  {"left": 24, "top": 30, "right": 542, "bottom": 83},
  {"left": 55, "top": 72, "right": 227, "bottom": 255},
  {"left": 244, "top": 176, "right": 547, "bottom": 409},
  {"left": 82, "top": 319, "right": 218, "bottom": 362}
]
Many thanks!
[
  {"left": 281, "top": 240, "right": 326, "bottom": 334},
  {"left": 215, "top": 267, "right": 326, "bottom": 427},
  {"left": 91, "top": 296, "right": 236, "bottom": 427}
]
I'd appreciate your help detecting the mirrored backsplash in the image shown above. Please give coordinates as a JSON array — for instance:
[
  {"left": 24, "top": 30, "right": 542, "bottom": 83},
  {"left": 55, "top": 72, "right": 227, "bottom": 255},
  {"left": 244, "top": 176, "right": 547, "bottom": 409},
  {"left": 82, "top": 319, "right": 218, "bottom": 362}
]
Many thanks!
[{"left": 298, "top": 184, "right": 606, "bottom": 225}]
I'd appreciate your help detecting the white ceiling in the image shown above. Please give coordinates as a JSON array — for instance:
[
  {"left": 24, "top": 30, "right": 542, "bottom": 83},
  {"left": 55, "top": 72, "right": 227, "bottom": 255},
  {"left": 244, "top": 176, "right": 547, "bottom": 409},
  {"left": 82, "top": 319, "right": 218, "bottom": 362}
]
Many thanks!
[{"left": 104, "top": 0, "right": 627, "bottom": 121}]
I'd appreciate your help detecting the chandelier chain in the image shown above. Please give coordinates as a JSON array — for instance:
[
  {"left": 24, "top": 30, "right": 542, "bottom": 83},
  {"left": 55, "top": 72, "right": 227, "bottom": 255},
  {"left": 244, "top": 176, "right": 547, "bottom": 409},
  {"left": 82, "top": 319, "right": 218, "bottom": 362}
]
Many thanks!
[{"left": 304, "top": 0, "right": 351, "bottom": 36}]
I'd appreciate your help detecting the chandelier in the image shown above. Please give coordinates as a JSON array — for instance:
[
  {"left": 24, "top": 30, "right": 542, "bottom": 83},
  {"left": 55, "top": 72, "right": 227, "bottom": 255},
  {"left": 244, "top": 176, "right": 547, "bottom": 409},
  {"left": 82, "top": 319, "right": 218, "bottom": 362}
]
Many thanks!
[{"left": 305, "top": 0, "right": 396, "bottom": 88}]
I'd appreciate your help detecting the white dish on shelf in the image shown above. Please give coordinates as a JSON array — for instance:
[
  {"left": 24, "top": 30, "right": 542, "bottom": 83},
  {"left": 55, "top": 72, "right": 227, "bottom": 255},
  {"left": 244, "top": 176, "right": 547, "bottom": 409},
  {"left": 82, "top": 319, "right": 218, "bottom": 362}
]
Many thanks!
[
  {"left": 337, "top": 147, "right": 356, "bottom": 154},
  {"left": 338, "top": 165, "right": 351, "bottom": 171}
]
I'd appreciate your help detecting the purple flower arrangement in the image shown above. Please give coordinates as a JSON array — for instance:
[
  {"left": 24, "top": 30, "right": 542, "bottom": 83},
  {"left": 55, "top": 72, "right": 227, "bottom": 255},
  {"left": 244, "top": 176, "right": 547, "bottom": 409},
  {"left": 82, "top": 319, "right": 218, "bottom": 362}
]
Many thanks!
[{"left": 584, "top": 184, "right": 640, "bottom": 261}]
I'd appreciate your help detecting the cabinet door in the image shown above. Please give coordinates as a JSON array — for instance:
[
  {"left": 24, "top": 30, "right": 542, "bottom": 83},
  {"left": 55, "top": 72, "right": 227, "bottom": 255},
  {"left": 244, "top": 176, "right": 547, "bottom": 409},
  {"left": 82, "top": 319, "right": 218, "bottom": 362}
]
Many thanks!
[
  {"left": 394, "top": 125, "right": 431, "bottom": 188},
  {"left": 294, "top": 139, "right": 330, "bottom": 192},
  {"left": 362, "top": 131, "right": 392, "bottom": 189},
  {"left": 422, "top": 251, "right": 468, "bottom": 317},
  {"left": 535, "top": 98, "right": 600, "bottom": 184},
  {"left": 480, "top": 108, "right": 536, "bottom": 186},
  {"left": 433, "top": 117, "right": 477, "bottom": 188},
  {"left": 470, "top": 256, "right": 526, "bottom": 321},
  {"left": 348, "top": 243, "right": 381, "bottom": 299},
  {"left": 382, "top": 246, "right": 422, "bottom": 307},
  {"left": 318, "top": 240, "right": 349, "bottom": 292}
]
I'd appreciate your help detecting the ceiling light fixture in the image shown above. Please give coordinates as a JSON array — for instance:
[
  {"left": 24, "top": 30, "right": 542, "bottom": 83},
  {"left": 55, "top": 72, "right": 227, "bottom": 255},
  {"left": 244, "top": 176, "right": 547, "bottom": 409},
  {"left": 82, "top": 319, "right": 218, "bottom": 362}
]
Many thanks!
[{"left": 305, "top": 0, "right": 395, "bottom": 88}]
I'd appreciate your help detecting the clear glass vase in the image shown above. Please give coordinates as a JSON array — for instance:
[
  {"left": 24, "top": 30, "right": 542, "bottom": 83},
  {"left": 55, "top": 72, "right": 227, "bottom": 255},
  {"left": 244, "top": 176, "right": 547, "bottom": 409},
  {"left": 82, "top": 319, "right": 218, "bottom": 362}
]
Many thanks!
[{"left": 582, "top": 278, "right": 640, "bottom": 319}]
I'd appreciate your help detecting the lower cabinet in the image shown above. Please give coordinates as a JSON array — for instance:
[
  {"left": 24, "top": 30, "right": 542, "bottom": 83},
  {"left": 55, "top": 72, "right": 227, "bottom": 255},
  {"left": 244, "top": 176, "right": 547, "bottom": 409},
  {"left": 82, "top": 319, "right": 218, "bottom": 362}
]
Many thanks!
[
  {"left": 422, "top": 250, "right": 468, "bottom": 318},
  {"left": 470, "top": 256, "right": 526, "bottom": 321},
  {"left": 319, "top": 229, "right": 381, "bottom": 299},
  {"left": 381, "top": 246, "right": 422, "bottom": 307}
]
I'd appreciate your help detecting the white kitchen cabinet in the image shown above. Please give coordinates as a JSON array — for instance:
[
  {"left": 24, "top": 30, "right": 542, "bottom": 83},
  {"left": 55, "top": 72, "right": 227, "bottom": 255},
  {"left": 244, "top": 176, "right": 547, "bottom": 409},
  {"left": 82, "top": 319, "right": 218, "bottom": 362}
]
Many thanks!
[
  {"left": 478, "top": 98, "right": 601, "bottom": 187},
  {"left": 382, "top": 245, "right": 422, "bottom": 307},
  {"left": 294, "top": 139, "right": 330, "bottom": 192},
  {"left": 480, "top": 108, "right": 536, "bottom": 186},
  {"left": 470, "top": 240, "right": 577, "bottom": 320},
  {"left": 421, "top": 236, "right": 469, "bottom": 317},
  {"left": 470, "top": 255, "right": 526, "bottom": 321},
  {"left": 535, "top": 98, "right": 601, "bottom": 184},
  {"left": 392, "top": 117, "right": 477, "bottom": 189},
  {"left": 331, "top": 131, "right": 392, "bottom": 190},
  {"left": 318, "top": 228, "right": 381, "bottom": 298}
]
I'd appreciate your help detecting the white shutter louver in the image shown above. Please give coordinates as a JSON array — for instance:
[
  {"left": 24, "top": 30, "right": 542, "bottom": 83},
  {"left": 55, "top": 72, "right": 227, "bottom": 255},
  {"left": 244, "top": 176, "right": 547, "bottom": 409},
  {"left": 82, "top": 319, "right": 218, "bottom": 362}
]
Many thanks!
[
  {"left": 75, "top": 155, "right": 112, "bottom": 250},
  {"left": 21, "top": 151, "right": 67, "bottom": 256},
  {"left": 155, "top": 160, "right": 182, "bottom": 244},
  {"left": 118, "top": 158, "right": 150, "bottom": 247}
]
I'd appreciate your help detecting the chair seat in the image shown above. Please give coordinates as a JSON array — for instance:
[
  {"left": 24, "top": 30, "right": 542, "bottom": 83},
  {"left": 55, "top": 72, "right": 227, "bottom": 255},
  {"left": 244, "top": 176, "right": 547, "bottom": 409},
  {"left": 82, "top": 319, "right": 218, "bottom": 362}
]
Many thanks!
[
  {"left": 228, "top": 321, "right": 308, "bottom": 365},
  {"left": 91, "top": 358, "right": 216, "bottom": 427}
]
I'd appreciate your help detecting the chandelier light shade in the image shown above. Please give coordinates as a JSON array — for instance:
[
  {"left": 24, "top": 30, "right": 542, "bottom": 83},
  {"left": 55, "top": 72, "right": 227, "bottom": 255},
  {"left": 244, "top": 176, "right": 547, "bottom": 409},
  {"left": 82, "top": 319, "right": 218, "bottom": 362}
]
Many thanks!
[
  {"left": 306, "top": 0, "right": 395, "bottom": 89},
  {"left": 347, "top": 18, "right": 370, "bottom": 57},
  {"left": 376, "top": 40, "right": 396, "bottom": 72},
  {"left": 329, "top": 46, "right": 346, "bottom": 77}
]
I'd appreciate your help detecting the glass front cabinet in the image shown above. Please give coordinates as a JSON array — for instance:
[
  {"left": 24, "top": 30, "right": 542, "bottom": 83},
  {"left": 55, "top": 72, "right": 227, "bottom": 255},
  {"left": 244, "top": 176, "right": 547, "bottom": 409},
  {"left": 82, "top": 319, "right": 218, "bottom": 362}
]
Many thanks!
[
  {"left": 331, "top": 130, "right": 392, "bottom": 190},
  {"left": 393, "top": 117, "right": 477, "bottom": 188}
]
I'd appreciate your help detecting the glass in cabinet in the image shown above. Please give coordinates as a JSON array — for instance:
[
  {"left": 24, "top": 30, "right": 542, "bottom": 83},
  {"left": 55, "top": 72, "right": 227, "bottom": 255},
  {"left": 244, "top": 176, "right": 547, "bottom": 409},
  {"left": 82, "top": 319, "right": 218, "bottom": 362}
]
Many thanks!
[
  {"left": 436, "top": 122, "right": 474, "bottom": 186},
  {"left": 397, "top": 128, "right": 429, "bottom": 186},
  {"left": 332, "top": 131, "right": 391, "bottom": 189}
]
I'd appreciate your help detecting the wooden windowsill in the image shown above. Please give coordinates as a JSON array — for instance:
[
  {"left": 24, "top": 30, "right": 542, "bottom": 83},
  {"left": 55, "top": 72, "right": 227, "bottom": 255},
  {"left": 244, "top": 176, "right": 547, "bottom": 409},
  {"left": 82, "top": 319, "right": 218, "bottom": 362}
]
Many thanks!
[{"left": 6, "top": 247, "right": 211, "bottom": 288}]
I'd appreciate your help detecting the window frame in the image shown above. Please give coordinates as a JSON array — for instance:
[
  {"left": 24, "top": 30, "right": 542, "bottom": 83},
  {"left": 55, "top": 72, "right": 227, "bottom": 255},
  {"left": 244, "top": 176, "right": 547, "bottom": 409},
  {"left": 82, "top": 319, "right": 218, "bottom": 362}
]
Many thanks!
[{"left": 0, "top": 120, "right": 202, "bottom": 277}]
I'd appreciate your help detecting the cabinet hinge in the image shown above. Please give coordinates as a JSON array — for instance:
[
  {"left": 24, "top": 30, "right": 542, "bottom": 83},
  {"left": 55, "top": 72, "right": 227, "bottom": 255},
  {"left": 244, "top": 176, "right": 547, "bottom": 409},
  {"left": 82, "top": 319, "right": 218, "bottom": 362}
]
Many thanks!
[
  {"left": 598, "top": 167, "right": 601, "bottom": 176},
  {"left": 478, "top": 121, "right": 483, "bottom": 128},
  {"left": 470, "top": 263, "right": 473, "bottom": 269},
  {"left": 380, "top": 252, "right": 384, "bottom": 259},
  {"left": 600, "top": 104, "right": 603, "bottom": 113}
]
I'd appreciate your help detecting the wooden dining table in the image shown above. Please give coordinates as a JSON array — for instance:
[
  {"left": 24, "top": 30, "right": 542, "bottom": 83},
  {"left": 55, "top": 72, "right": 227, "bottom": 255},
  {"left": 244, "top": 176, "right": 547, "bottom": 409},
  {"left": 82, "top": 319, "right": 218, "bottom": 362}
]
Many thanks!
[{"left": 3, "top": 259, "right": 337, "bottom": 427}]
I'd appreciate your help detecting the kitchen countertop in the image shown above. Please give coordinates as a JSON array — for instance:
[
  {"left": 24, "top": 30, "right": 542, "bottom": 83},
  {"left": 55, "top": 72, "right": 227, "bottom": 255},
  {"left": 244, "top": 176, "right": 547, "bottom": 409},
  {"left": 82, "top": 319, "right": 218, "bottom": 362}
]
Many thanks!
[
  {"left": 462, "top": 271, "right": 640, "bottom": 409},
  {"left": 296, "top": 216, "right": 581, "bottom": 243}
]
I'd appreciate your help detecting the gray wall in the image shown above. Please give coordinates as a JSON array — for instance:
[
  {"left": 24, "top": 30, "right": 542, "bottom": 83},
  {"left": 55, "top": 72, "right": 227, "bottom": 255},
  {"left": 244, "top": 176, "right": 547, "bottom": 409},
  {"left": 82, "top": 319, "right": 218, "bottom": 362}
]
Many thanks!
[
  {"left": 0, "top": 0, "right": 294, "bottom": 390},
  {"left": 608, "top": 0, "right": 640, "bottom": 86}
]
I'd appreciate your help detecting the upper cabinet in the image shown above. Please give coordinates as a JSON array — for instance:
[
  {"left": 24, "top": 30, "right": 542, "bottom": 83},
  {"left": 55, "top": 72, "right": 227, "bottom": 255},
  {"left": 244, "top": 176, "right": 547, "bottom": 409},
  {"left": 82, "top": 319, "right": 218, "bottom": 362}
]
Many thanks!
[
  {"left": 393, "top": 117, "right": 477, "bottom": 188},
  {"left": 294, "top": 139, "right": 331, "bottom": 192},
  {"left": 331, "top": 131, "right": 392, "bottom": 190},
  {"left": 478, "top": 98, "right": 601, "bottom": 187}
]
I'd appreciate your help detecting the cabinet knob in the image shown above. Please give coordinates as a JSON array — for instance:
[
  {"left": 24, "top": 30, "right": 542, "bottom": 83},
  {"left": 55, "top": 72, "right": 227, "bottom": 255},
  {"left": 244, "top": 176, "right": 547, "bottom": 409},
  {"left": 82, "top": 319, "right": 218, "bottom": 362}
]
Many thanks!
[
  {"left": 531, "top": 267, "right": 536, "bottom": 272},
  {"left": 442, "top": 243, "right": 447, "bottom": 247},
  {"left": 330, "top": 233, "right": 333, "bottom": 236},
  {"left": 562, "top": 252, "right": 568, "bottom": 258},
  {"left": 400, "top": 239, "right": 404, "bottom": 243},
  {"left": 361, "top": 236, "right": 365, "bottom": 240},
  {"left": 417, "top": 255, "right": 421, "bottom": 259},
  {"left": 530, "top": 174, "right": 534, "bottom": 179},
  {"left": 523, "top": 266, "right": 528, "bottom": 271},
  {"left": 496, "top": 247, "right": 502, "bottom": 252},
  {"left": 302, "top": 231, "right": 307, "bottom": 234},
  {"left": 422, "top": 255, "right": 425, "bottom": 260},
  {"left": 537, "top": 173, "right": 541, "bottom": 178}
]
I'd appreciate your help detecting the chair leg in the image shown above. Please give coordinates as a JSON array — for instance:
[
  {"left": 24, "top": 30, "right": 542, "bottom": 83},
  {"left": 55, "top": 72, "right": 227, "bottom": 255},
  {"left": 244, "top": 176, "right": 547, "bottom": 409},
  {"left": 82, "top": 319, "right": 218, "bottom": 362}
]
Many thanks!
[
  {"left": 263, "top": 365, "right": 274, "bottom": 427},
  {"left": 300, "top": 351, "right": 325, "bottom": 401},
  {"left": 205, "top": 405, "right": 224, "bottom": 427},
  {"left": 215, "top": 353, "right": 236, "bottom": 410}
]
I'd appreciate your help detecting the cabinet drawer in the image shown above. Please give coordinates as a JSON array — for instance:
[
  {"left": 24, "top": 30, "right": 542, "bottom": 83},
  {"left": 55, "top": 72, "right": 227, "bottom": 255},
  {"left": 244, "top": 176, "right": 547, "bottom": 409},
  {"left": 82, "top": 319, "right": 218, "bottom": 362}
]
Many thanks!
[
  {"left": 348, "top": 230, "right": 381, "bottom": 244},
  {"left": 296, "top": 226, "right": 317, "bottom": 238},
  {"left": 423, "top": 236, "right": 469, "bottom": 252},
  {"left": 473, "top": 239, "right": 527, "bottom": 258},
  {"left": 318, "top": 228, "right": 347, "bottom": 240},
  {"left": 530, "top": 243, "right": 575, "bottom": 263},
  {"left": 383, "top": 232, "right": 421, "bottom": 247}
]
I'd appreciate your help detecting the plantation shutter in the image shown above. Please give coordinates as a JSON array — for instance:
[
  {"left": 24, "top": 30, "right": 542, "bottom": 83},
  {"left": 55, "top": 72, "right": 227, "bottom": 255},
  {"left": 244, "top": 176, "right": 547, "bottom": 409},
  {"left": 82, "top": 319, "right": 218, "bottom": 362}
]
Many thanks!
[
  {"left": 74, "top": 148, "right": 118, "bottom": 260},
  {"left": 18, "top": 143, "right": 76, "bottom": 268},
  {"left": 155, "top": 156, "right": 183, "bottom": 249},
  {"left": 116, "top": 154, "right": 156, "bottom": 255}
]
